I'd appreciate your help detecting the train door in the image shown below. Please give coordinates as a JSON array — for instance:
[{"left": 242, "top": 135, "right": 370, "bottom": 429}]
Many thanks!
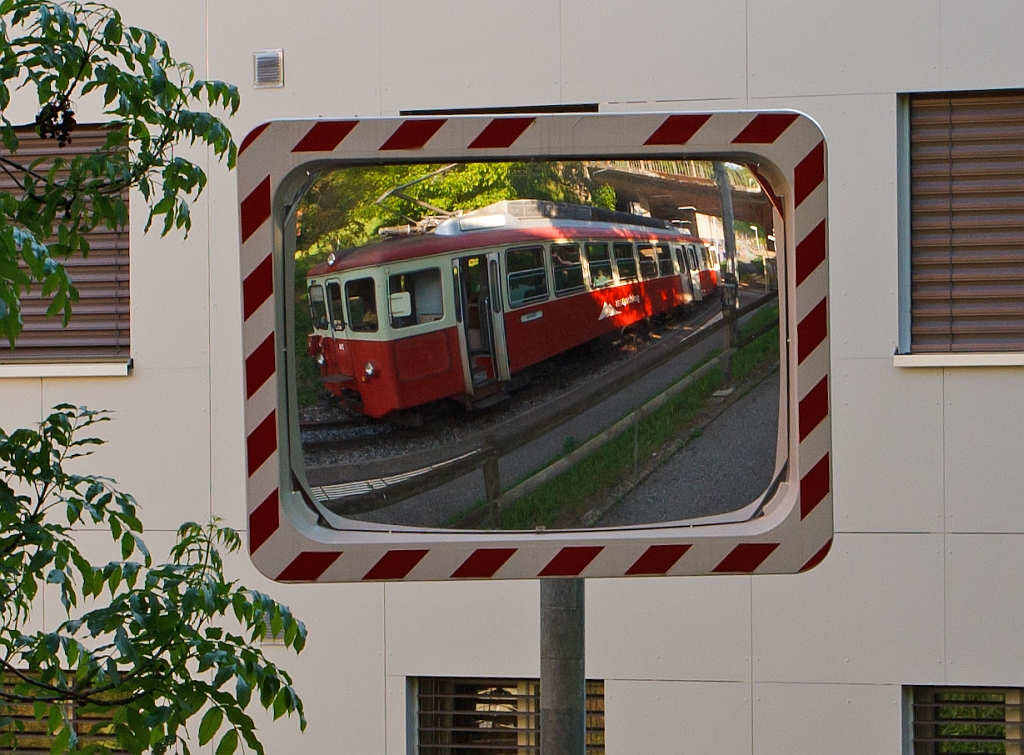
[
  {"left": 674, "top": 246, "right": 698, "bottom": 303},
  {"left": 454, "top": 254, "right": 507, "bottom": 391},
  {"left": 684, "top": 244, "right": 704, "bottom": 302},
  {"left": 324, "top": 279, "right": 355, "bottom": 378}
]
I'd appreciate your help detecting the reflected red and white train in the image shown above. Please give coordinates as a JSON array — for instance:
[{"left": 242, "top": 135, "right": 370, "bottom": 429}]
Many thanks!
[{"left": 306, "top": 200, "right": 721, "bottom": 419}]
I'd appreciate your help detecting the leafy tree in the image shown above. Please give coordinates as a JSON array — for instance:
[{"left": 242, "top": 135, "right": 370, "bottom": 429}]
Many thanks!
[
  {"left": 296, "top": 161, "right": 616, "bottom": 256},
  {"left": 0, "top": 2, "right": 306, "bottom": 753},
  {"left": 0, "top": 0, "right": 238, "bottom": 346},
  {"left": 1, "top": 407, "right": 306, "bottom": 755}
]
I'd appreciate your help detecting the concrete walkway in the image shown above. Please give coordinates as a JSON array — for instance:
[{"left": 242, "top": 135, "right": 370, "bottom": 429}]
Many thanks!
[{"left": 598, "top": 371, "right": 780, "bottom": 526}]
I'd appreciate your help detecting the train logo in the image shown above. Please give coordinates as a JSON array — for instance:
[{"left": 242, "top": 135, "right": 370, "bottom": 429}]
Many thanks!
[{"left": 306, "top": 199, "right": 721, "bottom": 419}]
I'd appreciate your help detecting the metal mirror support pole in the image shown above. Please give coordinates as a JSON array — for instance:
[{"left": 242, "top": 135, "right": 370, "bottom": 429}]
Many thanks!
[{"left": 540, "top": 577, "right": 586, "bottom": 755}]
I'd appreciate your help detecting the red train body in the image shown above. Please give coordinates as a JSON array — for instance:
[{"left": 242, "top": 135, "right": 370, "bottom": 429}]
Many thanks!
[{"left": 305, "top": 200, "right": 721, "bottom": 418}]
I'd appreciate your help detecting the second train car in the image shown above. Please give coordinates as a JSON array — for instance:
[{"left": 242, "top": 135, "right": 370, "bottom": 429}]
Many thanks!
[{"left": 306, "top": 200, "right": 721, "bottom": 418}]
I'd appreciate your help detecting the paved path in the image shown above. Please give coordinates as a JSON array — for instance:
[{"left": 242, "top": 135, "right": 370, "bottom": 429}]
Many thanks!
[{"left": 599, "top": 372, "right": 779, "bottom": 526}]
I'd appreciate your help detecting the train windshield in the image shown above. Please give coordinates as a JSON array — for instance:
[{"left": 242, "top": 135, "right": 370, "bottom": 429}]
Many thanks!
[
  {"left": 388, "top": 268, "right": 444, "bottom": 328},
  {"left": 346, "top": 278, "right": 378, "bottom": 332}
]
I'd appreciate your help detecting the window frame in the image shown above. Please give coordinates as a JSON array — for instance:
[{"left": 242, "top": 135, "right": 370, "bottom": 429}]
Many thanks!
[
  {"left": 551, "top": 242, "right": 586, "bottom": 296},
  {"left": 895, "top": 90, "right": 1024, "bottom": 366},
  {"left": 584, "top": 242, "right": 614, "bottom": 289},
  {"left": 387, "top": 267, "right": 444, "bottom": 330},
  {"left": 505, "top": 245, "right": 549, "bottom": 308},
  {"left": 612, "top": 242, "right": 637, "bottom": 283},
  {"left": 413, "top": 677, "right": 605, "bottom": 755},
  {"left": 345, "top": 276, "right": 379, "bottom": 333}
]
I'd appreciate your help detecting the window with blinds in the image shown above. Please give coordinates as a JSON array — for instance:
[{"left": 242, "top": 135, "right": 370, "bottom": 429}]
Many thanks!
[
  {"left": 0, "top": 125, "right": 130, "bottom": 364},
  {"left": 1, "top": 672, "right": 124, "bottom": 754},
  {"left": 906, "top": 90, "right": 1024, "bottom": 353},
  {"left": 911, "top": 687, "right": 1023, "bottom": 754},
  {"left": 415, "top": 678, "right": 604, "bottom": 754}
]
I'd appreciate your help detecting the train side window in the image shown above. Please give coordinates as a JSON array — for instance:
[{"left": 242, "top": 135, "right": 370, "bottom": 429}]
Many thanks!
[
  {"left": 506, "top": 246, "right": 548, "bottom": 307},
  {"left": 585, "top": 242, "right": 613, "bottom": 288},
  {"left": 551, "top": 243, "right": 585, "bottom": 295},
  {"left": 637, "top": 244, "right": 658, "bottom": 280},
  {"left": 613, "top": 242, "right": 637, "bottom": 282},
  {"left": 308, "top": 284, "right": 329, "bottom": 331},
  {"left": 675, "top": 247, "right": 687, "bottom": 272},
  {"left": 656, "top": 244, "right": 673, "bottom": 276},
  {"left": 326, "top": 281, "right": 345, "bottom": 331},
  {"left": 388, "top": 268, "right": 443, "bottom": 329},
  {"left": 346, "top": 277, "right": 378, "bottom": 332},
  {"left": 702, "top": 247, "right": 712, "bottom": 267}
]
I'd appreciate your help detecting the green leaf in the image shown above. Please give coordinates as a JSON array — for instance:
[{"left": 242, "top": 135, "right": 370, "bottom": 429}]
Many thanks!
[
  {"left": 216, "top": 728, "right": 238, "bottom": 755},
  {"left": 198, "top": 707, "right": 223, "bottom": 746}
]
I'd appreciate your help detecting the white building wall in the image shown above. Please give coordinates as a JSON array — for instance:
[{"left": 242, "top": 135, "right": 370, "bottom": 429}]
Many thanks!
[{"left": 2, "top": 1, "right": 1023, "bottom": 753}]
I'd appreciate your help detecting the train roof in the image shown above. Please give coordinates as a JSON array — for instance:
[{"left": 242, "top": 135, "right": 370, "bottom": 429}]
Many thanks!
[{"left": 307, "top": 200, "right": 702, "bottom": 277}]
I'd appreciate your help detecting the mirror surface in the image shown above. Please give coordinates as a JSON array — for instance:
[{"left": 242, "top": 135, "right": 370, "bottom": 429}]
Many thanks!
[{"left": 292, "top": 159, "right": 782, "bottom": 531}]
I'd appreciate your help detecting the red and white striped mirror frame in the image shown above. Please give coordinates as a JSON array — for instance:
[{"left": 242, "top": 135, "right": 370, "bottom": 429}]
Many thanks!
[{"left": 237, "top": 111, "right": 831, "bottom": 583}]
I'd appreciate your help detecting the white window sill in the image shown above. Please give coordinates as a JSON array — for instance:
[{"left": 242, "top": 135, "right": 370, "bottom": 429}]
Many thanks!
[
  {"left": 0, "top": 360, "right": 132, "bottom": 378},
  {"left": 894, "top": 353, "right": 1024, "bottom": 368}
]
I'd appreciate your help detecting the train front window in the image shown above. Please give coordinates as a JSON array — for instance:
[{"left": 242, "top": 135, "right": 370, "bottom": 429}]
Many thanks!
[
  {"left": 637, "top": 244, "right": 658, "bottom": 279},
  {"left": 346, "top": 277, "right": 378, "bottom": 332},
  {"left": 613, "top": 242, "right": 637, "bottom": 282},
  {"left": 656, "top": 244, "right": 673, "bottom": 276},
  {"left": 308, "top": 284, "right": 328, "bottom": 331},
  {"left": 389, "top": 268, "right": 444, "bottom": 328},
  {"left": 551, "top": 243, "right": 584, "bottom": 295},
  {"left": 326, "top": 281, "right": 345, "bottom": 331},
  {"left": 506, "top": 246, "right": 548, "bottom": 307},
  {"left": 585, "top": 242, "right": 613, "bottom": 288}
]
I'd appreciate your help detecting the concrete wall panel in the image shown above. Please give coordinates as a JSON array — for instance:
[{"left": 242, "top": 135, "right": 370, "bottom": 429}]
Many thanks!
[
  {"left": 940, "top": 0, "right": 1024, "bottom": 90},
  {"left": 41, "top": 369, "right": 211, "bottom": 531},
  {"left": 385, "top": 580, "right": 540, "bottom": 678},
  {"left": 831, "top": 359, "right": 944, "bottom": 533},
  {"left": 943, "top": 368, "right": 1024, "bottom": 534},
  {"left": 588, "top": 576, "right": 751, "bottom": 682},
  {"left": 0, "top": 379, "right": 42, "bottom": 428},
  {"left": 753, "top": 534, "right": 944, "bottom": 684},
  {"left": 748, "top": 0, "right": 941, "bottom": 98},
  {"left": 753, "top": 682, "right": 902, "bottom": 755},
  {"left": 209, "top": 1, "right": 383, "bottom": 120},
  {"left": 605, "top": 680, "right": 752, "bottom": 755},
  {"left": 379, "top": 0, "right": 561, "bottom": 114},
  {"left": 946, "top": 534, "right": 1024, "bottom": 685},
  {"left": 560, "top": 0, "right": 747, "bottom": 105}
]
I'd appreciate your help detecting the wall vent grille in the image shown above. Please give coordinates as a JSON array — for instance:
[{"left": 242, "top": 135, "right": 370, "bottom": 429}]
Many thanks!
[{"left": 253, "top": 49, "right": 284, "bottom": 88}]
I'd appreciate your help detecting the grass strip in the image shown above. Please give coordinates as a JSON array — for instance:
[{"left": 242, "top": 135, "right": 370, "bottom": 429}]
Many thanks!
[{"left": 496, "top": 304, "right": 780, "bottom": 530}]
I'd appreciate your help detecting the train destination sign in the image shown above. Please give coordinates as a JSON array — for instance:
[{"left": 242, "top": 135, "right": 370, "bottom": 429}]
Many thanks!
[{"left": 237, "top": 111, "right": 832, "bottom": 583}]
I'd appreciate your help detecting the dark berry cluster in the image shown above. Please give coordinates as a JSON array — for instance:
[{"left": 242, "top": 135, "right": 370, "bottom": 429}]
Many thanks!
[{"left": 35, "top": 96, "right": 76, "bottom": 147}]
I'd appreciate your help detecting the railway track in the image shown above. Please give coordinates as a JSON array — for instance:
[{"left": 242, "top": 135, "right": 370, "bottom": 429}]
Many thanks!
[
  {"left": 298, "top": 418, "right": 395, "bottom": 448},
  {"left": 298, "top": 294, "right": 725, "bottom": 461}
]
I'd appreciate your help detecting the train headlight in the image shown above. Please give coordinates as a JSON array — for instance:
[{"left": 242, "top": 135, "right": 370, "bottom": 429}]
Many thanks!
[
  {"left": 315, "top": 352, "right": 325, "bottom": 366},
  {"left": 363, "top": 361, "right": 376, "bottom": 378}
]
